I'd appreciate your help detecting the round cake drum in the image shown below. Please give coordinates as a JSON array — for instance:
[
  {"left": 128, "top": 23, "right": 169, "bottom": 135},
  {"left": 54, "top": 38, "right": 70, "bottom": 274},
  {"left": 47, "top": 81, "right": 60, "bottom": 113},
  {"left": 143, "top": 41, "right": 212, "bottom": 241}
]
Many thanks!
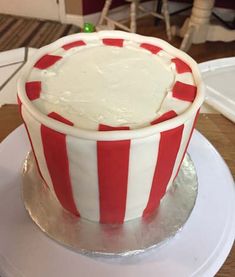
[{"left": 22, "top": 152, "right": 198, "bottom": 256}]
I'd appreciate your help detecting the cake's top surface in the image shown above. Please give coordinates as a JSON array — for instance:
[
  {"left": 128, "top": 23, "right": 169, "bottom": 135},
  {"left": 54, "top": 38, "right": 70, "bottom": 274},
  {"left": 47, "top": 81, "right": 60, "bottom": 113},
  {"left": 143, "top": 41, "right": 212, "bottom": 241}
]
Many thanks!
[{"left": 24, "top": 34, "right": 197, "bottom": 131}]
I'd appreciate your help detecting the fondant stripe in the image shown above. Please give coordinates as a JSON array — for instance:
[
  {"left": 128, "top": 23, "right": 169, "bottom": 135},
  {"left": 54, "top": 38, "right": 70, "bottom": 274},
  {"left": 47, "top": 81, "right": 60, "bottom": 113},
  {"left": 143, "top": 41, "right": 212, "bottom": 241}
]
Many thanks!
[
  {"left": 172, "top": 81, "right": 197, "bottom": 103},
  {"left": 143, "top": 124, "right": 184, "bottom": 217},
  {"left": 21, "top": 105, "right": 57, "bottom": 194},
  {"left": 164, "top": 116, "right": 195, "bottom": 194},
  {"left": 62, "top": 40, "right": 86, "bottom": 50},
  {"left": 41, "top": 119, "right": 79, "bottom": 216},
  {"left": 17, "top": 95, "right": 22, "bottom": 106},
  {"left": 34, "top": 54, "right": 62, "bottom": 69},
  {"left": 151, "top": 110, "right": 177, "bottom": 125},
  {"left": 175, "top": 109, "right": 200, "bottom": 178},
  {"left": 102, "top": 38, "right": 124, "bottom": 47},
  {"left": 18, "top": 98, "right": 45, "bottom": 185},
  {"left": 47, "top": 112, "right": 73, "bottom": 126},
  {"left": 99, "top": 124, "right": 129, "bottom": 131},
  {"left": 97, "top": 125, "right": 130, "bottom": 223},
  {"left": 24, "top": 125, "right": 44, "bottom": 182},
  {"left": 66, "top": 136, "right": 99, "bottom": 221},
  {"left": 140, "top": 43, "right": 162, "bottom": 54},
  {"left": 172, "top": 58, "right": 192, "bottom": 73},
  {"left": 125, "top": 134, "right": 159, "bottom": 221},
  {"left": 25, "top": 81, "right": 41, "bottom": 101}
]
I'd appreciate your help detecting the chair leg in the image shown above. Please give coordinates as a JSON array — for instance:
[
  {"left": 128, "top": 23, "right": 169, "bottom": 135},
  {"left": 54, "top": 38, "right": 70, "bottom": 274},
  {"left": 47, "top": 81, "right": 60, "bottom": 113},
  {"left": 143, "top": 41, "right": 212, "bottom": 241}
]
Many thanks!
[
  {"left": 162, "top": 0, "right": 172, "bottom": 41},
  {"left": 98, "top": 0, "right": 113, "bottom": 26},
  {"left": 155, "top": 0, "right": 163, "bottom": 25},
  {"left": 130, "top": 1, "right": 138, "bottom": 33},
  {"left": 180, "top": 25, "right": 195, "bottom": 52}
]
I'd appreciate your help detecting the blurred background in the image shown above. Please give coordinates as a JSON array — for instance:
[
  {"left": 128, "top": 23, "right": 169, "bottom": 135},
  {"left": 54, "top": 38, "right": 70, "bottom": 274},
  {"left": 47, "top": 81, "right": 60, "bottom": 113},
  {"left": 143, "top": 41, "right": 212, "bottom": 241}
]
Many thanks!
[{"left": 0, "top": 0, "right": 234, "bottom": 60}]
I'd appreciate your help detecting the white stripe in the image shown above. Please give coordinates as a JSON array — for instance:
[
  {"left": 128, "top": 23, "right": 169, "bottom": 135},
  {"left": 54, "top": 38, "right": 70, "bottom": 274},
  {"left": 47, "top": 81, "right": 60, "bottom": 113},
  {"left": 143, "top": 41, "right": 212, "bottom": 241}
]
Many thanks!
[
  {"left": 166, "top": 115, "right": 196, "bottom": 192},
  {"left": 175, "top": 72, "right": 195, "bottom": 86},
  {"left": 125, "top": 134, "right": 160, "bottom": 221},
  {"left": 27, "top": 68, "right": 42, "bottom": 82},
  {"left": 157, "top": 92, "right": 191, "bottom": 117},
  {"left": 66, "top": 136, "right": 99, "bottom": 221},
  {"left": 21, "top": 105, "right": 55, "bottom": 196}
]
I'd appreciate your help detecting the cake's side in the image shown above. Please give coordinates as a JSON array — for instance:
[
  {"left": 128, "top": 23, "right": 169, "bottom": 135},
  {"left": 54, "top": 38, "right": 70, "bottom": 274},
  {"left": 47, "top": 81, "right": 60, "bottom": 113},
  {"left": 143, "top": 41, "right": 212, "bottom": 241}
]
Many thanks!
[
  {"left": 17, "top": 31, "right": 204, "bottom": 224},
  {"left": 19, "top": 103, "right": 199, "bottom": 223}
]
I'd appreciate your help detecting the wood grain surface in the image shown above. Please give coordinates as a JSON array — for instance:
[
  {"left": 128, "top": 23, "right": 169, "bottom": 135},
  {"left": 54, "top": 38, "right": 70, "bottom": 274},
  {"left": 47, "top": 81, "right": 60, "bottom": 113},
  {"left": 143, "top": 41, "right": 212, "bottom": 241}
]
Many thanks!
[{"left": 0, "top": 104, "right": 234, "bottom": 276}]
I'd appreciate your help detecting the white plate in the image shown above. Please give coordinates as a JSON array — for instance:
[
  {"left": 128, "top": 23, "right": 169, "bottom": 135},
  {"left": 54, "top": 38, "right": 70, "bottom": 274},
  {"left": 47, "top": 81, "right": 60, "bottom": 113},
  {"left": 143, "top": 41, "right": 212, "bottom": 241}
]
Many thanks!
[
  {"left": 199, "top": 57, "right": 235, "bottom": 122},
  {"left": 0, "top": 126, "right": 234, "bottom": 277}
]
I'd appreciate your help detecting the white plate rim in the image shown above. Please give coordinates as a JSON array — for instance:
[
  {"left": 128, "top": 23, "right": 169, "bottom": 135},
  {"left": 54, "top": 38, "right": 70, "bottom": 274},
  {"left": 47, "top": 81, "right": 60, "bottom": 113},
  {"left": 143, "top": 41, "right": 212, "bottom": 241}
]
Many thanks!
[{"left": 199, "top": 57, "right": 235, "bottom": 123}]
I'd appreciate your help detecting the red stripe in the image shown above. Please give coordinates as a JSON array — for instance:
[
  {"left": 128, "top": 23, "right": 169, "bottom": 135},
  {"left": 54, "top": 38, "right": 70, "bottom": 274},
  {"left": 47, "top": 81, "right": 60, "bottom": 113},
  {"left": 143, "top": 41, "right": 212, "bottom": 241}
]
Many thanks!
[
  {"left": 41, "top": 116, "right": 79, "bottom": 216},
  {"left": 140, "top": 43, "right": 162, "bottom": 54},
  {"left": 17, "top": 94, "right": 22, "bottom": 106},
  {"left": 34, "top": 54, "right": 62, "bottom": 69},
  {"left": 102, "top": 38, "right": 124, "bottom": 47},
  {"left": 143, "top": 124, "right": 184, "bottom": 218},
  {"left": 174, "top": 109, "right": 200, "bottom": 178},
  {"left": 172, "top": 81, "right": 197, "bottom": 102},
  {"left": 17, "top": 96, "right": 48, "bottom": 187},
  {"left": 151, "top": 110, "right": 177, "bottom": 125},
  {"left": 99, "top": 124, "right": 129, "bottom": 131},
  {"left": 97, "top": 125, "right": 130, "bottom": 224},
  {"left": 171, "top": 58, "right": 192, "bottom": 74},
  {"left": 25, "top": 81, "right": 41, "bottom": 101},
  {"left": 62, "top": 40, "right": 86, "bottom": 50},
  {"left": 47, "top": 112, "right": 73, "bottom": 126}
]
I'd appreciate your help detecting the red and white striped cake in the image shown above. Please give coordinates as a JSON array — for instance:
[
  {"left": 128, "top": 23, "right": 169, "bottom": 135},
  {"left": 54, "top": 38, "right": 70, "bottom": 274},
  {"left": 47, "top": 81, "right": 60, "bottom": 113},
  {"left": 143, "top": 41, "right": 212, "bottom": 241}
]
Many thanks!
[{"left": 17, "top": 31, "right": 204, "bottom": 224}]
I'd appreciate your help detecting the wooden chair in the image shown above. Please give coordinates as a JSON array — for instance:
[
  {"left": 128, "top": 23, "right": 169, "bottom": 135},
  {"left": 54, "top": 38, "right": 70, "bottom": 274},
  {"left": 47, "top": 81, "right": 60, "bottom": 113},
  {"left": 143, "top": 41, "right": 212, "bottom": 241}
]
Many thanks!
[
  {"left": 97, "top": 0, "right": 172, "bottom": 40},
  {"left": 172, "top": 0, "right": 235, "bottom": 51}
]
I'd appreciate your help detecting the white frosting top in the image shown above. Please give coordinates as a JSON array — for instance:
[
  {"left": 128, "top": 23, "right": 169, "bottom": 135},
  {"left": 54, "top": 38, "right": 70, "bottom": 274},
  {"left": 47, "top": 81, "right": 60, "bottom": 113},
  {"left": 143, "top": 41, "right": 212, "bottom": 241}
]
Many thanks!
[{"left": 28, "top": 41, "right": 195, "bottom": 130}]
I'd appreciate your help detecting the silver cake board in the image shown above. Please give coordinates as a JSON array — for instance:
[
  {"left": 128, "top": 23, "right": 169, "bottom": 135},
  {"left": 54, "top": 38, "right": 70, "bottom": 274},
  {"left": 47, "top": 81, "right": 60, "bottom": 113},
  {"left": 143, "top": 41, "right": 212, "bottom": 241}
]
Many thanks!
[{"left": 22, "top": 152, "right": 198, "bottom": 257}]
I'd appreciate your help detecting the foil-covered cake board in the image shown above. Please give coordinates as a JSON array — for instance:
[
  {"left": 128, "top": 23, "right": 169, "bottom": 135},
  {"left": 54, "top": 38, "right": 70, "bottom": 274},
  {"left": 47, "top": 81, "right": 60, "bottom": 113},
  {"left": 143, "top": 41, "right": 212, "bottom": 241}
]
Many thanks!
[{"left": 22, "top": 152, "right": 198, "bottom": 257}]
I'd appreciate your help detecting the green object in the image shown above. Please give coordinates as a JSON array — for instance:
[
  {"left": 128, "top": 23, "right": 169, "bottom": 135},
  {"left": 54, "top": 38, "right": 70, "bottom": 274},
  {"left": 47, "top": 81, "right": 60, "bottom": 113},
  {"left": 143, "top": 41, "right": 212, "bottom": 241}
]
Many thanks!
[{"left": 83, "top": 23, "right": 95, "bottom": 33}]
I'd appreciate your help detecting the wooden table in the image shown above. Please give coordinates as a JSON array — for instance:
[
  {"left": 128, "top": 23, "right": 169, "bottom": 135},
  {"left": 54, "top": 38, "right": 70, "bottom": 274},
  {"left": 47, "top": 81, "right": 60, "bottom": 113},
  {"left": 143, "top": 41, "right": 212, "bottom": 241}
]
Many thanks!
[{"left": 0, "top": 104, "right": 234, "bottom": 276}]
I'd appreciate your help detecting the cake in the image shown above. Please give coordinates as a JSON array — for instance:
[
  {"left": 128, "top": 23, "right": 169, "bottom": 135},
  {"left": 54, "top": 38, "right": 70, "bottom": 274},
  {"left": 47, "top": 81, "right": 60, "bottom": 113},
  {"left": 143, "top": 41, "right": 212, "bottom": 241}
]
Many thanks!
[{"left": 17, "top": 31, "right": 204, "bottom": 224}]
